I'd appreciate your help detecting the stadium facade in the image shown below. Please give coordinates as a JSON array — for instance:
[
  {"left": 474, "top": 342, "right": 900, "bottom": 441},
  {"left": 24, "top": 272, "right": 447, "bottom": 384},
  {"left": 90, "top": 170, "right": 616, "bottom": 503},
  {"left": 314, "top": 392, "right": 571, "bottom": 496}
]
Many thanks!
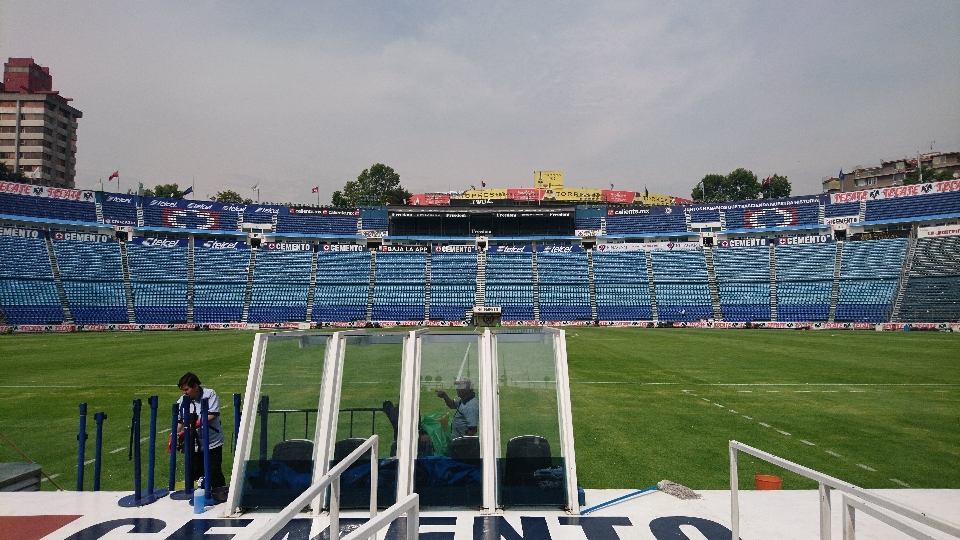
[{"left": 1, "top": 179, "right": 959, "bottom": 330}]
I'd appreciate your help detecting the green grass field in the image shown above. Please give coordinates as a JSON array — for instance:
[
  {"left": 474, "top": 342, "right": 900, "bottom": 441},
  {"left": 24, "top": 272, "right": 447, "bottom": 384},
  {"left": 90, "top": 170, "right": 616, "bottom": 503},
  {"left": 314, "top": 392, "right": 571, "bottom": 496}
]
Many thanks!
[{"left": 1, "top": 328, "right": 957, "bottom": 492}]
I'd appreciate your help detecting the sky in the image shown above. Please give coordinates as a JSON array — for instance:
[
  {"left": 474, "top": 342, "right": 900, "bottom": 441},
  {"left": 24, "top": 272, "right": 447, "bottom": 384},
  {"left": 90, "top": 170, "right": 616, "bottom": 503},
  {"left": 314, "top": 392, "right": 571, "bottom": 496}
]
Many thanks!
[{"left": 2, "top": 1, "right": 958, "bottom": 205}]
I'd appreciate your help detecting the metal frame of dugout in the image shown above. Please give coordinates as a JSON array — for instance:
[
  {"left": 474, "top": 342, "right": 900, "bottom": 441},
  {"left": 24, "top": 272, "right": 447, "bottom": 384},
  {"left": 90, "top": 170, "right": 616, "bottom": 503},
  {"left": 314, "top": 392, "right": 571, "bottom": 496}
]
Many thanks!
[{"left": 223, "top": 327, "right": 579, "bottom": 516}]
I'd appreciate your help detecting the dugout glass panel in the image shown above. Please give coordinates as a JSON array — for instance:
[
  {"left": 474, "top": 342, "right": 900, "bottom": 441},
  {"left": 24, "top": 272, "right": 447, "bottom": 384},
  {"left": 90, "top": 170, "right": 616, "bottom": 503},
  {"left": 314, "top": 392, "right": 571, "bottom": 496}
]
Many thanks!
[
  {"left": 414, "top": 331, "right": 483, "bottom": 508},
  {"left": 493, "top": 329, "right": 568, "bottom": 508},
  {"left": 329, "top": 332, "right": 406, "bottom": 508},
  {"left": 237, "top": 332, "right": 331, "bottom": 510}
]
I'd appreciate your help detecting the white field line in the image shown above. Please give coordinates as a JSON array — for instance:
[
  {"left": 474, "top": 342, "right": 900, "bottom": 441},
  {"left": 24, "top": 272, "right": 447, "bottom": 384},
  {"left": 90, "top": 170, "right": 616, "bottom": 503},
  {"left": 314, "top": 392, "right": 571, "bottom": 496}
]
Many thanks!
[
  {"left": 40, "top": 474, "right": 61, "bottom": 482},
  {"left": 857, "top": 464, "right": 876, "bottom": 471},
  {"left": 84, "top": 459, "right": 95, "bottom": 465},
  {"left": 714, "top": 403, "right": 724, "bottom": 408},
  {"left": 825, "top": 450, "right": 842, "bottom": 457},
  {"left": 758, "top": 422, "right": 771, "bottom": 428},
  {"left": 890, "top": 478, "right": 911, "bottom": 487},
  {"left": 801, "top": 440, "right": 816, "bottom": 446},
  {"left": 109, "top": 447, "right": 126, "bottom": 454},
  {"left": 742, "top": 415, "right": 753, "bottom": 420},
  {"left": 777, "top": 430, "right": 791, "bottom": 436}
]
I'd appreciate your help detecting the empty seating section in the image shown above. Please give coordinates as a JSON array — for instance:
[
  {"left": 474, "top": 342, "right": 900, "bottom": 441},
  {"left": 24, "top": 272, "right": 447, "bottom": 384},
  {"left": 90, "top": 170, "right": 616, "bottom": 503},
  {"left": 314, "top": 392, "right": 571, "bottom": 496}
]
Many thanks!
[
  {"left": 865, "top": 191, "right": 960, "bottom": 221},
  {"left": 574, "top": 217, "right": 601, "bottom": 230},
  {"left": 142, "top": 206, "right": 239, "bottom": 231},
  {"left": 725, "top": 204, "right": 820, "bottom": 229},
  {"left": 688, "top": 209, "right": 720, "bottom": 224},
  {"left": 0, "top": 235, "right": 62, "bottom": 324},
  {"left": 834, "top": 239, "right": 906, "bottom": 322},
  {"left": 605, "top": 211, "right": 686, "bottom": 235},
  {"left": 430, "top": 252, "right": 476, "bottom": 321},
  {"left": 592, "top": 251, "right": 651, "bottom": 320},
  {"left": 101, "top": 197, "right": 138, "bottom": 225},
  {"left": 53, "top": 239, "right": 128, "bottom": 324},
  {"left": 485, "top": 250, "right": 534, "bottom": 321},
  {"left": 276, "top": 214, "right": 357, "bottom": 235},
  {"left": 312, "top": 250, "right": 370, "bottom": 322},
  {"left": 650, "top": 250, "right": 711, "bottom": 321},
  {"left": 242, "top": 211, "right": 275, "bottom": 225},
  {"left": 775, "top": 243, "right": 834, "bottom": 321},
  {"left": 361, "top": 218, "right": 388, "bottom": 231},
  {"left": 372, "top": 251, "right": 426, "bottom": 320},
  {"left": 127, "top": 241, "right": 188, "bottom": 323},
  {"left": 0, "top": 192, "right": 96, "bottom": 223},
  {"left": 193, "top": 246, "right": 248, "bottom": 323},
  {"left": 248, "top": 249, "right": 313, "bottom": 323},
  {"left": 824, "top": 202, "right": 860, "bottom": 218},
  {"left": 537, "top": 250, "right": 591, "bottom": 320},
  {"left": 899, "top": 236, "right": 960, "bottom": 322},
  {"left": 713, "top": 246, "right": 771, "bottom": 321}
]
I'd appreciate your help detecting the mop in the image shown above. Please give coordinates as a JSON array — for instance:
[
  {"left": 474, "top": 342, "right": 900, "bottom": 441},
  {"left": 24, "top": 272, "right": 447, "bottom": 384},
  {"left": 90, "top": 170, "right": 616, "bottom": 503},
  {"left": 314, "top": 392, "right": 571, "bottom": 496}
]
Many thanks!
[{"left": 580, "top": 480, "right": 700, "bottom": 515}]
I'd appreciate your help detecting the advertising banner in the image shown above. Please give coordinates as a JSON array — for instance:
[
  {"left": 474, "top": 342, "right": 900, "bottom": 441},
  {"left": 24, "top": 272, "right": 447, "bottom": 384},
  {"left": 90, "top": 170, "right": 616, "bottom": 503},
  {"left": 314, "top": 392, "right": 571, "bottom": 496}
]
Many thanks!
[
  {"left": 194, "top": 239, "right": 249, "bottom": 250},
  {"left": 607, "top": 207, "right": 650, "bottom": 216},
  {"left": 507, "top": 188, "right": 541, "bottom": 201},
  {"left": 1, "top": 226, "right": 43, "bottom": 239},
  {"left": 287, "top": 207, "right": 359, "bottom": 216},
  {"left": 824, "top": 215, "right": 860, "bottom": 225},
  {"left": 50, "top": 230, "right": 113, "bottom": 243},
  {"left": 918, "top": 224, "right": 960, "bottom": 238},
  {"left": 408, "top": 193, "right": 452, "bottom": 206},
  {"left": 319, "top": 243, "right": 365, "bottom": 252},
  {"left": 687, "top": 194, "right": 827, "bottom": 213},
  {"left": 160, "top": 207, "right": 221, "bottom": 230},
  {"left": 602, "top": 190, "right": 636, "bottom": 204},
  {"left": 534, "top": 171, "right": 563, "bottom": 190},
  {"left": 717, "top": 238, "right": 769, "bottom": 248},
  {"left": 132, "top": 237, "right": 190, "bottom": 248},
  {"left": 829, "top": 179, "right": 960, "bottom": 204},
  {"left": 575, "top": 229, "right": 602, "bottom": 237},
  {"left": 433, "top": 244, "right": 476, "bottom": 253},
  {"left": 776, "top": 235, "right": 832, "bottom": 245},
  {"left": 595, "top": 241, "right": 700, "bottom": 252},
  {"left": 263, "top": 241, "right": 313, "bottom": 251},
  {"left": 379, "top": 245, "right": 428, "bottom": 252},
  {"left": 536, "top": 245, "right": 584, "bottom": 253},
  {"left": 488, "top": 244, "right": 533, "bottom": 253},
  {"left": 0, "top": 181, "right": 94, "bottom": 201}
]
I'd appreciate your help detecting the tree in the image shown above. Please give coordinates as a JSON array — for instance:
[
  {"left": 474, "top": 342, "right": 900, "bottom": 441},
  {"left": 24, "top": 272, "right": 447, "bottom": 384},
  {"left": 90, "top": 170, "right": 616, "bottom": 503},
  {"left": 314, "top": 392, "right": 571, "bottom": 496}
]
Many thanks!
[
  {"left": 332, "top": 163, "right": 410, "bottom": 207},
  {"left": 692, "top": 169, "right": 761, "bottom": 202},
  {"left": 143, "top": 183, "right": 184, "bottom": 199},
  {"left": 904, "top": 165, "right": 956, "bottom": 185},
  {"left": 760, "top": 173, "right": 791, "bottom": 199},
  {"left": 0, "top": 162, "right": 28, "bottom": 184},
  {"left": 212, "top": 190, "right": 253, "bottom": 204}
]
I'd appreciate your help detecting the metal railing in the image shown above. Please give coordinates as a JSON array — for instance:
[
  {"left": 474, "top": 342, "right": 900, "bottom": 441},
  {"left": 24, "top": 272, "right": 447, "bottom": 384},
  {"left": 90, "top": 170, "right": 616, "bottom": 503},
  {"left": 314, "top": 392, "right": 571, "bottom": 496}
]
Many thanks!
[
  {"left": 242, "top": 434, "right": 419, "bottom": 540},
  {"left": 729, "top": 440, "right": 960, "bottom": 540}
]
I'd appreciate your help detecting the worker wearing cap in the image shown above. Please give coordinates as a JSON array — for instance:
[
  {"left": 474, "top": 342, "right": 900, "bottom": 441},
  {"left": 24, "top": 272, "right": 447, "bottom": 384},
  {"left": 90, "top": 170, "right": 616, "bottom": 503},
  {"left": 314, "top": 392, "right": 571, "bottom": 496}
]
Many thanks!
[{"left": 436, "top": 377, "right": 479, "bottom": 439}]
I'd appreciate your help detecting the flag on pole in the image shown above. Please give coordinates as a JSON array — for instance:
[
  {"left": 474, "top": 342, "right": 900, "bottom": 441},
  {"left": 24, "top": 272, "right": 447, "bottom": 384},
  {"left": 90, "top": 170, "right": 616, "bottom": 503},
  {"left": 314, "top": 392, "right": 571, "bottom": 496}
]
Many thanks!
[
  {"left": 311, "top": 186, "right": 319, "bottom": 193},
  {"left": 838, "top": 169, "right": 845, "bottom": 180},
  {"left": 763, "top": 176, "right": 771, "bottom": 186},
  {"left": 108, "top": 171, "right": 119, "bottom": 181},
  {"left": 644, "top": 186, "right": 649, "bottom": 198},
  {"left": 181, "top": 186, "right": 194, "bottom": 196},
  {"left": 481, "top": 181, "right": 486, "bottom": 188},
  {"left": 251, "top": 184, "right": 259, "bottom": 191},
  {"left": 30, "top": 167, "right": 41, "bottom": 180}
]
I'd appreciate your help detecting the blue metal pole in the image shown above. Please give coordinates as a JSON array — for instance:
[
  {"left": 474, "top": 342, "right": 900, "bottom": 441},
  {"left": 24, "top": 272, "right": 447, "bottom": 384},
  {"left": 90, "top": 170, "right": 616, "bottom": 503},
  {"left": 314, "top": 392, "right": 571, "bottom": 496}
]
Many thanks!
[
  {"left": 168, "top": 402, "right": 178, "bottom": 492},
  {"left": 76, "top": 403, "right": 87, "bottom": 491},
  {"left": 233, "top": 393, "right": 241, "bottom": 454},
  {"left": 93, "top": 411, "right": 106, "bottom": 491},
  {"left": 131, "top": 399, "right": 142, "bottom": 502},
  {"left": 146, "top": 396, "right": 158, "bottom": 494},
  {"left": 201, "top": 397, "right": 212, "bottom": 504}
]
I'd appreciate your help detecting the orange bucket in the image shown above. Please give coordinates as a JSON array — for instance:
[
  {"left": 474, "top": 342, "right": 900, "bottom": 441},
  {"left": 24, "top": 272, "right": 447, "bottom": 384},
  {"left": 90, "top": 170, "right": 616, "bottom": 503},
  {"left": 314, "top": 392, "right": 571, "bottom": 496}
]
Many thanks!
[{"left": 754, "top": 474, "right": 783, "bottom": 490}]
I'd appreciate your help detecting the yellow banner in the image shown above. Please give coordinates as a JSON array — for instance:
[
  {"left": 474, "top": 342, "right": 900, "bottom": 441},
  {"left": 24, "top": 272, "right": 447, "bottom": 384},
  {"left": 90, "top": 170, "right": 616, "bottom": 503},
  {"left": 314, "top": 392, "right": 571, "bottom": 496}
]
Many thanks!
[
  {"left": 639, "top": 193, "right": 674, "bottom": 206},
  {"left": 543, "top": 188, "right": 603, "bottom": 202},
  {"left": 535, "top": 171, "right": 563, "bottom": 190},
  {"left": 457, "top": 189, "right": 508, "bottom": 199}
]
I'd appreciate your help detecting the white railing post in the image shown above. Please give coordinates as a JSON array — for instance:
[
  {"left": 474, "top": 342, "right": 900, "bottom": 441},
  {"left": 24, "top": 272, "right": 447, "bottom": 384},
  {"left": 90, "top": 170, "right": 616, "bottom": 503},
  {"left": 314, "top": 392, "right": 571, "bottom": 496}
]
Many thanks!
[
  {"left": 330, "top": 476, "right": 340, "bottom": 539},
  {"left": 368, "top": 444, "right": 378, "bottom": 540},
  {"left": 729, "top": 441, "right": 739, "bottom": 540},
  {"left": 842, "top": 496, "right": 855, "bottom": 540},
  {"left": 820, "top": 482, "right": 832, "bottom": 540}
]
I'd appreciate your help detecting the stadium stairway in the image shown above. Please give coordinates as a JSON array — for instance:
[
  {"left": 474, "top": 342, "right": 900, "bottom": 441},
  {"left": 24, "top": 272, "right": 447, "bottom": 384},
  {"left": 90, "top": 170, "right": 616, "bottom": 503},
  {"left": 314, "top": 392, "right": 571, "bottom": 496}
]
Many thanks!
[
  {"left": 305, "top": 249, "right": 319, "bottom": 320},
  {"left": 827, "top": 241, "right": 844, "bottom": 322},
  {"left": 365, "top": 251, "right": 376, "bottom": 322},
  {"left": 475, "top": 249, "right": 486, "bottom": 308},
  {"left": 890, "top": 225, "right": 918, "bottom": 322},
  {"left": 118, "top": 242, "right": 137, "bottom": 323},
  {"left": 769, "top": 243, "right": 778, "bottom": 321},
  {"left": 241, "top": 249, "right": 256, "bottom": 323},
  {"left": 186, "top": 240, "right": 195, "bottom": 323},
  {"left": 43, "top": 233, "right": 73, "bottom": 323},
  {"left": 424, "top": 249, "right": 432, "bottom": 319},
  {"left": 703, "top": 246, "right": 723, "bottom": 319},
  {"left": 531, "top": 247, "right": 541, "bottom": 322},
  {"left": 587, "top": 249, "right": 598, "bottom": 321},
  {"left": 645, "top": 252, "right": 659, "bottom": 322}
]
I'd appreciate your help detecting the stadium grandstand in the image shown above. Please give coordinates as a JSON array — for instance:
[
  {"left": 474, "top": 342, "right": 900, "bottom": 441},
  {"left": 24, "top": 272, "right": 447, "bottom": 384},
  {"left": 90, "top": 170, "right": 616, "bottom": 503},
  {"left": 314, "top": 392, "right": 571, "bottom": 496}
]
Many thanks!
[{"left": 2, "top": 179, "right": 960, "bottom": 328}]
